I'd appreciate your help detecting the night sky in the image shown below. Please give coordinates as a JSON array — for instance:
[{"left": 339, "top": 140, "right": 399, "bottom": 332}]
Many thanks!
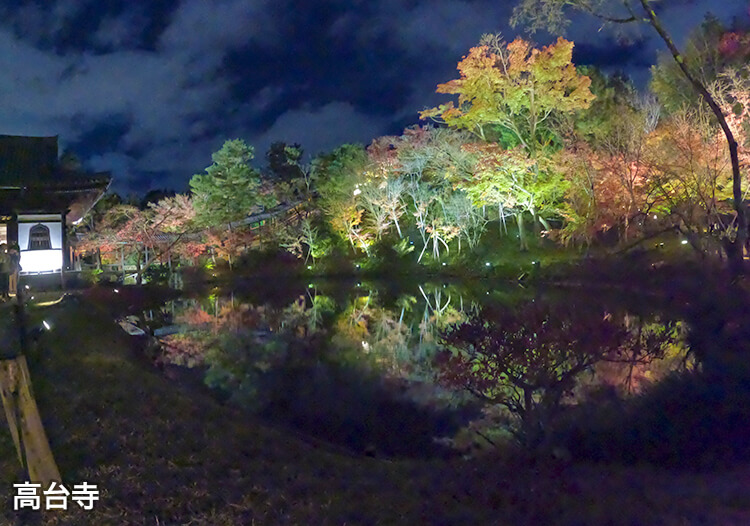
[{"left": 0, "top": 0, "right": 747, "bottom": 194}]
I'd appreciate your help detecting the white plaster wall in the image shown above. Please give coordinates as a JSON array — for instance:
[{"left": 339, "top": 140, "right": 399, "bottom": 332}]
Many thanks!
[{"left": 20, "top": 249, "right": 63, "bottom": 273}]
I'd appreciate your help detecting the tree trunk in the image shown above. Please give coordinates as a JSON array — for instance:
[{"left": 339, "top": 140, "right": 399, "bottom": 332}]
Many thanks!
[
  {"left": 227, "top": 223, "right": 233, "bottom": 270},
  {"left": 516, "top": 213, "right": 528, "bottom": 251},
  {"left": 136, "top": 251, "right": 143, "bottom": 286},
  {"left": 640, "top": 0, "right": 746, "bottom": 273},
  {"left": 499, "top": 202, "right": 508, "bottom": 234},
  {"left": 393, "top": 215, "right": 402, "bottom": 238},
  {"left": 120, "top": 246, "right": 125, "bottom": 283},
  {"left": 521, "top": 387, "right": 541, "bottom": 448}
]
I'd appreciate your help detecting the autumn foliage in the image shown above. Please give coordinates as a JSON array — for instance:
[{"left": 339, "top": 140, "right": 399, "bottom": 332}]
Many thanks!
[{"left": 421, "top": 36, "right": 594, "bottom": 147}]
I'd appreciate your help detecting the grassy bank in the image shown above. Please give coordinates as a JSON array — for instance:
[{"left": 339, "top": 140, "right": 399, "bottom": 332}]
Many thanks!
[{"left": 0, "top": 290, "right": 748, "bottom": 524}]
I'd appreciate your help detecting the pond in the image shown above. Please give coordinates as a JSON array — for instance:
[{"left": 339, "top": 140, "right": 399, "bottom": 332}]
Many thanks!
[{"left": 139, "top": 277, "right": 692, "bottom": 458}]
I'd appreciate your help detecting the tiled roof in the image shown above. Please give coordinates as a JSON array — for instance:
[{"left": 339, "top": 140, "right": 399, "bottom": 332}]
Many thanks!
[
  {"left": 0, "top": 135, "right": 59, "bottom": 184},
  {"left": 0, "top": 135, "right": 112, "bottom": 221}
]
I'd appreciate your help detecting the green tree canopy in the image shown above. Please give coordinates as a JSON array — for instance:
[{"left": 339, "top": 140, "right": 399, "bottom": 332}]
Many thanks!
[
  {"left": 189, "top": 139, "right": 264, "bottom": 228},
  {"left": 313, "top": 143, "right": 369, "bottom": 207},
  {"left": 312, "top": 144, "right": 372, "bottom": 252},
  {"left": 573, "top": 66, "right": 640, "bottom": 147},
  {"left": 266, "top": 141, "right": 305, "bottom": 184}
]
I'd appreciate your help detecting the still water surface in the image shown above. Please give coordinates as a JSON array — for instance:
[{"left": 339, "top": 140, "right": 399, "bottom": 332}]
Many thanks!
[{"left": 144, "top": 278, "right": 689, "bottom": 457}]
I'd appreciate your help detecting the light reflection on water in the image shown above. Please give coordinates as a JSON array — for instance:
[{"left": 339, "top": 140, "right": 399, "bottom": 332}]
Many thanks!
[{"left": 145, "top": 279, "right": 690, "bottom": 457}]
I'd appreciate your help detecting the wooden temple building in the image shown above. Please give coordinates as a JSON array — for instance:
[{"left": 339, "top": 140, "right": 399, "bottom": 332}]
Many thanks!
[{"left": 0, "top": 135, "right": 110, "bottom": 275}]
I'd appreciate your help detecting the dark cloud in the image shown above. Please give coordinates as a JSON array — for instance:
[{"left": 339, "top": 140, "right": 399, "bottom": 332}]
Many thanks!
[
  {"left": 572, "top": 38, "right": 654, "bottom": 87},
  {"left": 0, "top": 0, "right": 746, "bottom": 194}
]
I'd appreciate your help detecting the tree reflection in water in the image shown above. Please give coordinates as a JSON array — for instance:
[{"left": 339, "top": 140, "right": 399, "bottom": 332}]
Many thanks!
[{"left": 149, "top": 281, "right": 689, "bottom": 457}]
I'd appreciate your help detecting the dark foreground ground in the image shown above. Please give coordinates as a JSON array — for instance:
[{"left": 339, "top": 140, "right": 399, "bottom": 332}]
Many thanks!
[{"left": 0, "top": 290, "right": 749, "bottom": 525}]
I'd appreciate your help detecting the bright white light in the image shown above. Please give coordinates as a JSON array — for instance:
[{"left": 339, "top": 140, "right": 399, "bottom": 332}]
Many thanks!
[
  {"left": 681, "top": 240, "right": 688, "bottom": 245},
  {"left": 353, "top": 188, "right": 362, "bottom": 196},
  {"left": 43, "top": 320, "right": 50, "bottom": 330},
  {"left": 442, "top": 262, "right": 446, "bottom": 266},
  {"left": 485, "top": 262, "right": 491, "bottom": 267},
  {"left": 19, "top": 249, "right": 63, "bottom": 274},
  {"left": 653, "top": 215, "right": 657, "bottom": 219},
  {"left": 114, "top": 289, "right": 119, "bottom": 293},
  {"left": 24, "top": 285, "right": 29, "bottom": 290}
]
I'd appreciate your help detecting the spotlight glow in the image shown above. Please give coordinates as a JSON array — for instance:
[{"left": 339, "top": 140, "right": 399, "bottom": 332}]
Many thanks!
[{"left": 42, "top": 320, "right": 51, "bottom": 330}]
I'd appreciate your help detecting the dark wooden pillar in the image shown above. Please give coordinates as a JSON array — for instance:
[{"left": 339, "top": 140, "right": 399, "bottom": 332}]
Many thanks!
[{"left": 60, "top": 211, "right": 66, "bottom": 290}]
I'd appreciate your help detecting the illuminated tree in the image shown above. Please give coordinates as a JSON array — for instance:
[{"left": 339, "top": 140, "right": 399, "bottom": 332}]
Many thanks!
[
  {"left": 359, "top": 177, "right": 407, "bottom": 239},
  {"left": 279, "top": 217, "right": 331, "bottom": 265},
  {"left": 458, "top": 143, "right": 567, "bottom": 249},
  {"left": 190, "top": 139, "right": 267, "bottom": 229},
  {"left": 572, "top": 67, "right": 638, "bottom": 146},
  {"left": 713, "top": 68, "right": 750, "bottom": 178},
  {"left": 359, "top": 182, "right": 395, "bottom": 240},
  {"left": 422, "top": 35, "right": 593, "bottom": 246},
  {"left": 650, "top": 16, "right": 735, "bottom": 115},
  {"left": 78, "top": 204, "right": 155, "bottom": 284},
  {"left": 391, "top": 126, "right": 476, "bottom": 259},
  {"left": 418, "top": 215, "right": 460, "bottom": 263},
  {"left": 204, "top": 227, "right": 256, "bottom": 266},
  {"left": 558, "top": 83, "right": 659, "bottom": 245},
  {"left": 148, "top": 194, "right": 196, "bottom": 233},
  {"left": 421, "top": 35, "right": 594, "bottom": 151},
  {"left": 553, "top": 141, "right": 638, "bottom": 246},
  {"left": 646, "top": 109, "right": 735, "bottom": 257},
  {"left": 313, "top": 144, "right": 372, "bottom": 254},
  {"left": 511, "top": 0, "right": 748, "bottom": 271},
  {"left": 443, "top": 192, "right": 488, "bottom": 252},
  {"left": 77, "top": 194, "right": 202, "bottom": 282}
]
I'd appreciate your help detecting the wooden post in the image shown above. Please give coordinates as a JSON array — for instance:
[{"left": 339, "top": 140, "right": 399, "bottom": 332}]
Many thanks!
[
  {"left": 0, "top": 356, "right": 61, "bottom": 485},
  {"left": 60, "top": 212, "right": 67, "bottom": 290},
  {"left": 120, "top": 245, "right": 125, "bottom": 283},
  {"left": 0, "top": 296, "right": 61, "bottom": 485}
]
